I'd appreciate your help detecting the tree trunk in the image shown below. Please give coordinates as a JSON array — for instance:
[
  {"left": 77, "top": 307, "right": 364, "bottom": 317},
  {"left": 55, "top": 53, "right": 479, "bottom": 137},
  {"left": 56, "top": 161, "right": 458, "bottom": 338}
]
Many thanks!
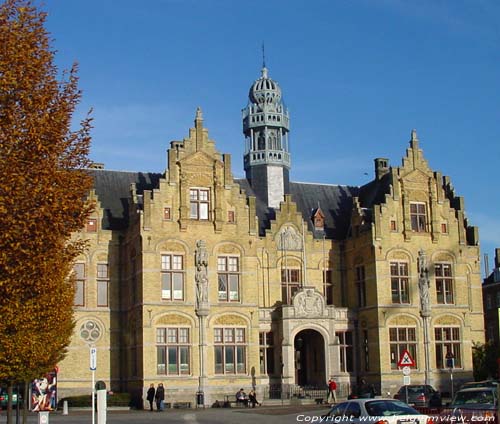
[{"left": 6, "top": 384, "right": 13, "bottom": 424}]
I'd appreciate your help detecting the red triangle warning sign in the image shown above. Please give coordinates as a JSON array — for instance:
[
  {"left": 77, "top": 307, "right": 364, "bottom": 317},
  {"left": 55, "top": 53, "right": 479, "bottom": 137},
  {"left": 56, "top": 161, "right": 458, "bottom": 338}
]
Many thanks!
[{"left": 397, "top": 349, "right": 415, "bottom": 367}]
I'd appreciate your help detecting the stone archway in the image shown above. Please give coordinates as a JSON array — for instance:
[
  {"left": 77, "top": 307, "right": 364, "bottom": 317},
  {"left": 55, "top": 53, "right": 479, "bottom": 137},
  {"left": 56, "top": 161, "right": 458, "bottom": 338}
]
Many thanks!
[{"left": 294, "top": 329, "right": 325, "bottom": 387}]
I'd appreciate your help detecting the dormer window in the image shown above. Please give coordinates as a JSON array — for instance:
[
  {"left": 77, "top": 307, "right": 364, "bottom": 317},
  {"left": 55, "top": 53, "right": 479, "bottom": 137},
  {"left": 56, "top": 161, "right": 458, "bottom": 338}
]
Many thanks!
[{"left": 312, "top": 208, "right": 325, "bottom": 231}]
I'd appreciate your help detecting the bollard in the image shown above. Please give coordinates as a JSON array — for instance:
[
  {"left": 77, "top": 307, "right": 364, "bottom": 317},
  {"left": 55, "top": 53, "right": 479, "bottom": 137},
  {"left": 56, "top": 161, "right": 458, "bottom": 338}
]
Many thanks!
[
  {"left": 96, "top": 389, "right": 106, "bottom": 424},
  {"left": 62, "top": 400, "right": 68, "bottom": 415}
]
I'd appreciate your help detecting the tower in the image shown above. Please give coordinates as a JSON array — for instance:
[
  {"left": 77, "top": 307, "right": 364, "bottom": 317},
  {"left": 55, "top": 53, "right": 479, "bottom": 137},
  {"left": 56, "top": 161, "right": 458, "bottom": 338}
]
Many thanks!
[{"left": 242, "top": 65, "right": 290, "bottom": 208}]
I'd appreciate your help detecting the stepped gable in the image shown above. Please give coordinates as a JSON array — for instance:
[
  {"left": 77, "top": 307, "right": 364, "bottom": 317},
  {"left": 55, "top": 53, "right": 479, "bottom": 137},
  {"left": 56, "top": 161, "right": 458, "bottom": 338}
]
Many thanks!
[
  {"left": 237, "top": 178, "right": 359, "bottom": 239},
  {"left": 88, "top": 169, "right": 162, "bottom": 229}
]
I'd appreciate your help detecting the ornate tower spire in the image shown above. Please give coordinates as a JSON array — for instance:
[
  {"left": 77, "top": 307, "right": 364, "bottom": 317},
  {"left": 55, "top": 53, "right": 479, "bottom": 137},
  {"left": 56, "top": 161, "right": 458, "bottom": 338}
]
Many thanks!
[{"left": 242, "top": 64, "right": 290, "bottom": 208}]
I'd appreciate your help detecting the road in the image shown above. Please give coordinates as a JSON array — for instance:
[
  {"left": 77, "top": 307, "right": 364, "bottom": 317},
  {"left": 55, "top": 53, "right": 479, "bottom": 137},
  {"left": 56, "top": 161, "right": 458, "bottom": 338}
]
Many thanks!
[{"left": 0, "top": 404, "right": 329, "bottom": 424}]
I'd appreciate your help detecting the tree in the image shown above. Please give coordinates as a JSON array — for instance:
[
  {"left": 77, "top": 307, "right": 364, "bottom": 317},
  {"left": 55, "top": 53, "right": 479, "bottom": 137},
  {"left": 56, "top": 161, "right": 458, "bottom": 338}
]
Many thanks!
[
  {"left": 0, "top": 0, "right": 93, "bottom": 420},
  {"left": 472, "top": 341, "right": 499, "bottom": 381}
]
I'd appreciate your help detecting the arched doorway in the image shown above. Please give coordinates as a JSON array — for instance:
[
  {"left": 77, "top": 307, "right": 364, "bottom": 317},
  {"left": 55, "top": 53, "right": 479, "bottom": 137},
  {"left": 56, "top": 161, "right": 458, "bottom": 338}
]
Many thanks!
[{"left": 294, "top": 329, "right": 326, "bottom": 386}]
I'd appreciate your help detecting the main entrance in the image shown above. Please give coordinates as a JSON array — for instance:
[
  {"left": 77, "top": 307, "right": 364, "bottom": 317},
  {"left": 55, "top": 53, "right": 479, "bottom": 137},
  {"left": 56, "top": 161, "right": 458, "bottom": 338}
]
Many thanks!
[{"left": 294, "top": 329, "right": 325, "bottom": 386}]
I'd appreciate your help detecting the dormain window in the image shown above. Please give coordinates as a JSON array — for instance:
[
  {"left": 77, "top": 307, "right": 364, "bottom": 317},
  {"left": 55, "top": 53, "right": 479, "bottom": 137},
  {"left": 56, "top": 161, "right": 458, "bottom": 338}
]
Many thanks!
[
  {"left": 259, "top": 331, "right": 275, "bottom": 375},
  {"left": 161, "top": 254, "right": 184, "bottom": 300},
  {"left": 214, "top": 328, "right": 246, "bottom": 374},
  {"left": 97, "top": 263, "right": 109, "bottom": 307},
  {"left": 435, "top": 263, "right": 454, "bottom": 304},
  {"left": 389, "top": 327, "right": 417, "bottom": 369},
  {"left": 336, "top": 331, "right": 353, "bottom": 372},
  {"left": 156, "top": 327, "right": 190, "bottom": 375},
  {"left": 391, "top": 262, "right": 409, "bottom": 304},
  {"left": 281, "top": 268, "right": 301, "bottom": 304},
  {"left": 356, "top": 265, "right": 366, "bottom": 307},
  {"left": 190, "top": 188, "right": 209, "bottom": 220},
  {"left": 73, "top": 263, "right": 85, "bottom": 306},
  {"left": 435, "top": 327, "right": 461, "bottom": 368},
  {"left": 217, "top": 256, "right": 239, "bottom": 301},
  {"left": 410, "top": 202, "right": 427, "bottom": 232}
]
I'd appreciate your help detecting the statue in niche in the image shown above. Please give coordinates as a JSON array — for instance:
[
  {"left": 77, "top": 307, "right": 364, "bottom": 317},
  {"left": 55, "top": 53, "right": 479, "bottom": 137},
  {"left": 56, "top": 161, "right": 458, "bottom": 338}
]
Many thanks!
[
  {"left": 195, "top": 240, "right": 209, "bottom": 306},
  {"left": 418, "top": 249, "right": 430, "bottom": 313}
]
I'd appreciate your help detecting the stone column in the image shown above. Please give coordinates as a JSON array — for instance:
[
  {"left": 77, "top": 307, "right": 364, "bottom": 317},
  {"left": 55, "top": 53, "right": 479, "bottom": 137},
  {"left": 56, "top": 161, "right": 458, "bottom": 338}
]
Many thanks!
[{"left": 418, "top": 249, "right": 431, "bottom": 386}]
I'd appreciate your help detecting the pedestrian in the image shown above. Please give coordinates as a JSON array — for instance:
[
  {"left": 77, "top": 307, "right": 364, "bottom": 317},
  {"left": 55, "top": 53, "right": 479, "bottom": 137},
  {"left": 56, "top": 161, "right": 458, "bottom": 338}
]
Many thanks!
[
  {"left": 248, "top": 389, "right": 260, "bottom": 407},
  {"left": 146, "top": 384, "right": 155, "bottom": 411},
  {"left": 327, "top": 378, "right": 337, "bottom": 404},
  {"left": 155, "top": 382, "right": 165, "bottom": 411}
]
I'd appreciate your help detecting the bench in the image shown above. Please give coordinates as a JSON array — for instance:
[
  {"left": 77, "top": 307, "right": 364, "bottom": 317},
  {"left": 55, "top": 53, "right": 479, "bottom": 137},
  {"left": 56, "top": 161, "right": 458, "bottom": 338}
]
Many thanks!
[
  {"left": 223, "top": 396, "right": 248, "bottom": 408},
  {"left": 164, "top": 401, "right": 192, "bottom": 409}
]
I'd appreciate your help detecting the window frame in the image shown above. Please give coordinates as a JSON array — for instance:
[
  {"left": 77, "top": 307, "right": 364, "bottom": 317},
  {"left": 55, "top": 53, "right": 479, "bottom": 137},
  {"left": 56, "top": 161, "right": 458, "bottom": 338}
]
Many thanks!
[
  {"left": 336, "top": 331, "right": 354, "bottom": 372},
  {"left": 217, "top": 256, "right": 240, "bottom": 302},
  {"left": 214, "top": 327, "right": 246, "bottom": 375},
  {"left": 259, "top": 331, "right": 275, "bottom": 375},
  {"left": 435, "top": 327, "right": 461, "bottom": 369},
  {"left": 156, "top": 327, "right": 190, "bottom": 375},
  {"left": 161, "top": 253, "right": 185, "bottom": 301},
  {"left": 389, "top": 327, "right": 417, "bottom": 369},
  {"left": 281, "top": 268, "right": 301, "bottom": 304},
  {"left": 410, "top": 202, "right": 427, "bottom": 232},
  {"left": 435, "top": 263, "right": 454, "bottom": 304},
  {"left": 73, "top": 263, "right": 86, "bottom": 307},
  {"left": 189, "top": 188, "right": 210, "bottom": 220},
  {"left": 96, "top": 263, "right": 109, "bottom": 307},
  {"left": 356, "top": 265, "right": 366, "bottom": 307},
  {"left": 390, "top": 261, "right": 409, "bottom": 304}
]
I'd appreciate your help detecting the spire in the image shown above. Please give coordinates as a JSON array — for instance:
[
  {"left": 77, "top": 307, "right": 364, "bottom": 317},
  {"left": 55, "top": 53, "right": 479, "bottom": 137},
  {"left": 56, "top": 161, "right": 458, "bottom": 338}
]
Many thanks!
[
  {"left": 410, "top": 128, "right": 419, "bottom": 148},
  {"left": 195, "top": 107, "right": 204, "bottom": 150},
  {"left": 195, "top": 107, "right": 203, "bottom": 122},
  {"left": 262, "top": 42, "right": 266, "bottom": 68}
]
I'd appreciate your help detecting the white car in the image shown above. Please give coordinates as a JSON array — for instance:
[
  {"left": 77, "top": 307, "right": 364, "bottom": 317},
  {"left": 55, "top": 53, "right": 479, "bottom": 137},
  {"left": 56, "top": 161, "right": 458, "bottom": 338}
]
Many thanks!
[{"left": 323, "top": 398, "right": 433, "bottom": 424}]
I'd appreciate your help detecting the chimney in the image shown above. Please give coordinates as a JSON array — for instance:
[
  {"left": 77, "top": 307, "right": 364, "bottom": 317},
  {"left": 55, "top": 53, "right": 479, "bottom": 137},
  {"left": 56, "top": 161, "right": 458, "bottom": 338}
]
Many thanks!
[{"left": 374, "top": 158, "right": 389, "bottom": 180}]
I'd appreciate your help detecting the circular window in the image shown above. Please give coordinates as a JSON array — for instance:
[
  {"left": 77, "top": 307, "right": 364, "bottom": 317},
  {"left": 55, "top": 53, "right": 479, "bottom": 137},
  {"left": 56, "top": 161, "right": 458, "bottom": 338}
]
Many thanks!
[{"left": 79, "top": 320, "right": 102, "bottom": 343}]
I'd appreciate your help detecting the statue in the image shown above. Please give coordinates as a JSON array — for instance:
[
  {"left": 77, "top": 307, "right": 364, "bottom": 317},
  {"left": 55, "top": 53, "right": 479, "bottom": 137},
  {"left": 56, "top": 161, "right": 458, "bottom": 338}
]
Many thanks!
[
  {"left": 195, "top": 240, "right": 209, "bottom": 306},
  {"left": 418, "top": 249, "right": 430, "bottom": 313}
]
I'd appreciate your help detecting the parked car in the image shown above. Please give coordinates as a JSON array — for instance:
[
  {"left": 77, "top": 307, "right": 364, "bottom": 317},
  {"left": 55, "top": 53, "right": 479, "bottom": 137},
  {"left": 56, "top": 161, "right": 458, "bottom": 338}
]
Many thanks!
[
  {"left": 0, "top": 388, "right": 22, "bottom": 409},
  {"left": 394, "top": 384, "right": 442, "bottom": 408},
  {"left": 322, "top": 398, "right": 433, "bottom": 424},
  {"left": 440, "top": 387, "right": 497, "bottom": 423},
  {"left": 460, "top": 380, "right": 499, "bottom": 390}
]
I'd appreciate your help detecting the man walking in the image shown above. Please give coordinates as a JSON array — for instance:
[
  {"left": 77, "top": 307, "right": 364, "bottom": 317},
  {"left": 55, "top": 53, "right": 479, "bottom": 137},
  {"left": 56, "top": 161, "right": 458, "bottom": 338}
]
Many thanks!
[{"left": 327, "top": 378, "right": 337, "bottom": 404}]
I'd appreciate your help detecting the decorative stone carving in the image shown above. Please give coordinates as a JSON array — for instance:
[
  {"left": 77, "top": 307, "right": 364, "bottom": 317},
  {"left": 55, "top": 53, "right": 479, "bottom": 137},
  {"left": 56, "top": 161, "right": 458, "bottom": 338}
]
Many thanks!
[
  {"left": 418, "top": 249, "right": 431, "bottom": 314},
  {"left": 195, "top": 240, "right": 209, "bottom": 309},
  {"left": 388, "top": 315, "right": 417, "bottom": 326},
  {"left": 293, "top": 288, "right": 324, "bottom": 317},
  {"left": 214, "top": 315, "right": 246, "bottom": 326},
  {"left": 435, "top": 315, "right": 460, "bottom": 325},
  {"left": 156, "top": 314, "right": 191, "bottom": 325},
  {"left": 277, "top": 225, "right": 302, "bottom": 251},
  {"left": 79, "top": 320, "right": 102, "bottom": 343}
]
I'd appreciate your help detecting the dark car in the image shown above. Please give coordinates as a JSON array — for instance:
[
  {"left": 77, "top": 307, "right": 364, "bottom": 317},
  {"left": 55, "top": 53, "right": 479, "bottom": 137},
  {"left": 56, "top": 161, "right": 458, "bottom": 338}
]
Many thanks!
[
  {"left": 460, "top": 380, "right": 499, "bottom": 390},
  {"left": 0, "top": 388, "right": 22, "bottom": 409},
  {"left": 440, "top": 387, "right": 497, "bottom": 423},
  {"left": 394, "top": 384, "right": 442, "bottom": 407}
]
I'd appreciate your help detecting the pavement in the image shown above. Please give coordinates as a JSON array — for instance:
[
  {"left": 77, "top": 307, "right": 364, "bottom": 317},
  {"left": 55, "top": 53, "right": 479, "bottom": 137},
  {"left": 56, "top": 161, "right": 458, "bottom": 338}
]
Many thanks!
[{"left": 0, "top": 404, "right": 330, "bottom": 424}]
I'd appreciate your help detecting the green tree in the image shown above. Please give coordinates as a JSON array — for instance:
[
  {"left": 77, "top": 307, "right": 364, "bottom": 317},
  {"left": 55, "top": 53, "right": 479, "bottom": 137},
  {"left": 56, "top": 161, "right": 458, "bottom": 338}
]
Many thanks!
[
  {"left": 0, "top": 1, "right": 93, "bottom": 422},
  {"left": 472, "top": 341, "right": 499, "bottom": 381}
]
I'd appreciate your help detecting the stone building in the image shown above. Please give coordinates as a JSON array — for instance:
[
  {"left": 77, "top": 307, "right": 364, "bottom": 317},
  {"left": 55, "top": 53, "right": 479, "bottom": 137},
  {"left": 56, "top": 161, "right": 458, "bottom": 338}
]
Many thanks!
[
  {"left": 483, "top": 249, "right": 500, "bottom": 355},
  {"left": 59, "top": 65, "right": 484, "bottom": 405}
]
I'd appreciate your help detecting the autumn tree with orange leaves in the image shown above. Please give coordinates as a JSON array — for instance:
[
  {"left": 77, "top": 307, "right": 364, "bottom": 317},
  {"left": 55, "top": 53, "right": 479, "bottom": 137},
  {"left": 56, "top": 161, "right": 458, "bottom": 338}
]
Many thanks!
[{"left": 0, "top": 0, "right": 93, "bottom": 414}]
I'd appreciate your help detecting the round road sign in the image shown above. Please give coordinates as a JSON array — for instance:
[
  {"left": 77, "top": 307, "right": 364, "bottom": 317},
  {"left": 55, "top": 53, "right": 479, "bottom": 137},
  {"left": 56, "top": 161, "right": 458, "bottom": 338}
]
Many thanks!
[{"left": 402, "top": 366, "right": 411, "bottom": 376}]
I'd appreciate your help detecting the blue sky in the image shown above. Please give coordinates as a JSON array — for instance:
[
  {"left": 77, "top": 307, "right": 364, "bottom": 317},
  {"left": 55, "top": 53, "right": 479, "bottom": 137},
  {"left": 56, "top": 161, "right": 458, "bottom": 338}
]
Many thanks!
[{"left": 41, "top": 0, "right": 499, "bottom": 275}]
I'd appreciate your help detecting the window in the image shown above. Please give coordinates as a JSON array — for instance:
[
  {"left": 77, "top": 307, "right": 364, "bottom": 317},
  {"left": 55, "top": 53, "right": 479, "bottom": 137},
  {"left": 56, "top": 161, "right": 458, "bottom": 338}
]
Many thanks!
[
  {"left": 363, "top": 330, "right": 370, "bottom": 372},
  {"left": 259, "top": 331, "right": 274, "bottom": 375},
  {"left": 163, "top": 207, "right": 171, "bottom": 220},
  {"left": 190, "top": 188, "right": 209, "bottom": 220},
  {"left": 390, "top": 220, "right": 397, "bottom": 231},
  {"left": 156, "top": 327, "right": 190, "bottom": 375},
  {"left": 496, "top": 292, "right": 500, "bottom": 307},
  {"left": 410, "top": 203, "right": 427, "bottom": 232},
  {"left": 356, "top": 266, "right": 366, "bottom": 307},
  {"left": 391, "top": 262, "right": 409, "bottom": 304},
  {"left": 86, "top": 218, "right": 97, "bottom": 232},
  {"left": 486, "top": 294, "right": 492, "bottom": 310},
  {"left": 214, "top": 328, "right": 246, "bottom": 374},
  {"left": 228, "top": 210, "right": 235, "bottom": 223},
  {"left": 323, "top": 269, "right": 333, "bottom": 305},
  {"left": 281, "top": 268, "right": 301, "bottom": 304},
  {"left": 161, "top": 254, "right": 184, "bottom": 300},
  {"left": 441, "top": 223, "right": 448, "bottom": 234},
  {"left": 73, "top": 263, "right": 85, "bottom": 306},
  {"left": 217, "top": 256, "right": 239, "bottom": 301},
  {"left": 389, "top": 327, "right": 417, "bottom": 369},
  {"left": 97, "top": 263, "right": 109, "bottom": 307},
  {"left": 435, "top": 263, "right": 453, "bottom": 304},
  {"left": 336, "top": 331, "right": 353, "bottom": 372},
  {"left": 435, "top": 327, "right": 461, "bottom": 368}
]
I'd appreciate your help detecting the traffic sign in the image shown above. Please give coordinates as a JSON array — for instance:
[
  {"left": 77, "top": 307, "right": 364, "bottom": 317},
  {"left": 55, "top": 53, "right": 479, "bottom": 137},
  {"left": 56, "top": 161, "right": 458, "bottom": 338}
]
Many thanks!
[
  {"left": 402, "top": 366, "right": 411, "bottom": 376},
  {"left": 90, "top": 347, "right": 97, "bottom": 370},
  {"left": 403, "top": 375, "right": 411, "bottom": 385},
  {"left": 397, "top": 349, "right": 416, "bottom": 367}
]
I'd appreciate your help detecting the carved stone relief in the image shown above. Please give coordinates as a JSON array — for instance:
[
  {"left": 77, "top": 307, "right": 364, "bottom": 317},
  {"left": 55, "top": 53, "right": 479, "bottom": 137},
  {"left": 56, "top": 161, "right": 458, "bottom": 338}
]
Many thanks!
[
  {"left": 293, "top": 288, "right": 324, "bottom": 317},
  {"left": 214, "top": 315, "right": 247, "bottom": 326},
  {"left": 277, "top": 225, "right": 303, "bottom": 251},
  {"left": 156, "top": 314, "right": 191, "bottom": 326}
]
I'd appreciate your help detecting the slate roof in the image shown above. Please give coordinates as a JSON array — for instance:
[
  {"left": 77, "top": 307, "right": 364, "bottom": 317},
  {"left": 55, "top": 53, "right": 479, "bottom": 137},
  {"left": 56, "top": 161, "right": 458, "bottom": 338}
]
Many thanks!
[
  {"left": 236, "top": 179, "right": 359, "bottom": 239},
  {"left": 89, "top": 169, "right": 359, "bottom": 239},
  {"left": 88, "top": 169, "right": 162, "bottom": 230}
]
